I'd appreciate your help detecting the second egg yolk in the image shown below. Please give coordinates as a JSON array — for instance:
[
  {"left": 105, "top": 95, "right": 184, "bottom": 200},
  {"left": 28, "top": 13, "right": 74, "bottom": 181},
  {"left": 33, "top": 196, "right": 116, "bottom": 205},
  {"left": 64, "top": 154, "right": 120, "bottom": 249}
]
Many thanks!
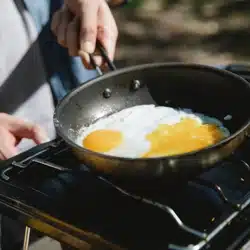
[{"left": 143, "top": 118, "right": 225, "bottom": 157}]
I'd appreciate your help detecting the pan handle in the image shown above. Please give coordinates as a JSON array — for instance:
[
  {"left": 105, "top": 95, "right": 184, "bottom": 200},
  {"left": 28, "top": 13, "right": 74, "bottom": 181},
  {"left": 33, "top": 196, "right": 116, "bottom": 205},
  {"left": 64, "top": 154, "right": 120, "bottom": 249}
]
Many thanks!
[{"left": 89, "top": 40, "right": 117, "bottom": 76}]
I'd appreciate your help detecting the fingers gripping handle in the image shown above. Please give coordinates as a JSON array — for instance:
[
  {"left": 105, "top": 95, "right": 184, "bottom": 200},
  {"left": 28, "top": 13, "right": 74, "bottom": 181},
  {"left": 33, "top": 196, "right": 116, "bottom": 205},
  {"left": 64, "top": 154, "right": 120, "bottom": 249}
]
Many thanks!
[{"left": 89, "top": 40, "right": 117, "bottom": 76}]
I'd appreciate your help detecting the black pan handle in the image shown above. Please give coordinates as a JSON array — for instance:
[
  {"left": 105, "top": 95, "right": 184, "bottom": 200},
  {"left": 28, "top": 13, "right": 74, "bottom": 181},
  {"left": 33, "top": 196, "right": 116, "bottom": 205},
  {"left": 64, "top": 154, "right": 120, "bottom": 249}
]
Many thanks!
[{"left": 89, "top": 40, "right": 117, "bottom": 76}]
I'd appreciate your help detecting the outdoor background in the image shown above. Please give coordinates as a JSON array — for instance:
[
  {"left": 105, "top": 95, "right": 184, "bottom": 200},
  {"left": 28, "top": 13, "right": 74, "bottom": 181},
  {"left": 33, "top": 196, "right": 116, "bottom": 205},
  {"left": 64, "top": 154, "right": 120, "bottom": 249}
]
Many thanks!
[{"left": 112, "top": 0, "right": 250, "bottom": 68}]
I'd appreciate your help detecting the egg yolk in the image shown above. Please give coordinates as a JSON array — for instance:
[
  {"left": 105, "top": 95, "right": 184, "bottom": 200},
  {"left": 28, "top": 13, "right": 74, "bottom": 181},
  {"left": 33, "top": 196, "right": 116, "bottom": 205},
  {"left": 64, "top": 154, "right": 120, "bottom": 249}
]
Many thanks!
[
  {"left": 83, "top": 129, "right": 122, "bottom": 153},
  {"left": 143, "top": 118, "right": 225, "bottom": 157}
]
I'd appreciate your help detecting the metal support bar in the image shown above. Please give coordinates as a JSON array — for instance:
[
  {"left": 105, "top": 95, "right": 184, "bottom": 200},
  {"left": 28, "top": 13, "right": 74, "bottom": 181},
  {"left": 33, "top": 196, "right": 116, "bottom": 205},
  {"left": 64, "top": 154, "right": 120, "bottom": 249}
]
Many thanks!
[{"left": 22, "top": 226, "right": 31, "bottom": 250}]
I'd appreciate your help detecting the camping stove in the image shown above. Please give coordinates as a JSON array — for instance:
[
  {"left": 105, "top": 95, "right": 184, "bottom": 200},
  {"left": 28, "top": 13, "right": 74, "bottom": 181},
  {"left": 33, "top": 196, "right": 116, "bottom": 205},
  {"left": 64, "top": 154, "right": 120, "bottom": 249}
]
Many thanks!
[{"left": 0, "top": 64, "right": 250, "bottom": 250}]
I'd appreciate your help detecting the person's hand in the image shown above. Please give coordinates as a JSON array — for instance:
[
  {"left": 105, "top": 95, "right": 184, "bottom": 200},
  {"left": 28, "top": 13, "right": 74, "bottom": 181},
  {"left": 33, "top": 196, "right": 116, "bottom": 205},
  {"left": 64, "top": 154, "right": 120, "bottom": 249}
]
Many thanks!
[
  {"left": 0, "top": 113, "right": 49, "bottom": 160},
  {"left": 51, "top": 0, "right": 118, "bottom": 68}
]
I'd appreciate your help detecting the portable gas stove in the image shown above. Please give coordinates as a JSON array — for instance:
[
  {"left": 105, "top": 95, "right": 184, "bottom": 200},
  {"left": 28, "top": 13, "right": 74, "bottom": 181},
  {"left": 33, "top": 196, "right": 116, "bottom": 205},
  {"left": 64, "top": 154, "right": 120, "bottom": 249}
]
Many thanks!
[{"left": 0, "top": 64, "right": 250, "bottom": 250}]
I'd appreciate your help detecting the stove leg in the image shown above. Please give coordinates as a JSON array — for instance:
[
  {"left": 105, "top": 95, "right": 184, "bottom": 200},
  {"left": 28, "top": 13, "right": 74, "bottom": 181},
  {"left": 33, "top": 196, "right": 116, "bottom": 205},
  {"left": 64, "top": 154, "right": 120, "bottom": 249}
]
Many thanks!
[{"left": 22, "top": 226, "right": 31, "bottom": 250}]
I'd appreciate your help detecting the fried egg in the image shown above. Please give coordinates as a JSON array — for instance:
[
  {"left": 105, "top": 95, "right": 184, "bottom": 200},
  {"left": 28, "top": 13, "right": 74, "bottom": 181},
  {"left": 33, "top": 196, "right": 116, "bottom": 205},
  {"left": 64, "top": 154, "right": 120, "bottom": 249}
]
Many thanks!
[{"left": 76, "top": 105, "right": 230, "bottom": 158}]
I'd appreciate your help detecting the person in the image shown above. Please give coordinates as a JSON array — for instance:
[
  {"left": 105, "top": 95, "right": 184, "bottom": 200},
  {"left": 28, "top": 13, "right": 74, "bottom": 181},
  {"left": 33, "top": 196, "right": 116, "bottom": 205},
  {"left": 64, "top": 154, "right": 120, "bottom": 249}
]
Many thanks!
[
  {"left": 0, "top": 0, "right": 124, "bottom": 249},
  {"left": 0, "top": 0, "right": 120, "bottom": 161}
]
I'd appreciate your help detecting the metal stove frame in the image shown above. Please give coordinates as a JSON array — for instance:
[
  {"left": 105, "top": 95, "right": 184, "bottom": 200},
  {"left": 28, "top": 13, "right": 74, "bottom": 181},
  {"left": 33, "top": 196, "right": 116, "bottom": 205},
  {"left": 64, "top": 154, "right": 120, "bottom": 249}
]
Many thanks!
[
  {"left": 1, "top": 64, "right": 250, "bottom": 249},
  {"left": 0, "top": 138, "right": 249, "bottom": 250}
]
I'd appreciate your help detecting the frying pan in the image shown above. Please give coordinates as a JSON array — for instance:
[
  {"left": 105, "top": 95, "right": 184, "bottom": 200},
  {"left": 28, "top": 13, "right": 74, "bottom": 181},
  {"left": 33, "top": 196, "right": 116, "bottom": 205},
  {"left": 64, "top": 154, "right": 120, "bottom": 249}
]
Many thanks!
[{"left": 53, "top": 45, "right": 250, "bottom": 184}]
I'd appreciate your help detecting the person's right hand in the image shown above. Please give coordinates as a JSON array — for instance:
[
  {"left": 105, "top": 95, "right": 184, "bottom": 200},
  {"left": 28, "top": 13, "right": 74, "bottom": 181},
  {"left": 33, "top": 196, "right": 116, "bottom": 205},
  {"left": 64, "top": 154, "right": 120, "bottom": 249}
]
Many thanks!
[
  {"left": 0, "top": 113, "right": 49, "bottom": 160},
  {"left": 51, "top": 0, "right": 118, "bottom": 68}
]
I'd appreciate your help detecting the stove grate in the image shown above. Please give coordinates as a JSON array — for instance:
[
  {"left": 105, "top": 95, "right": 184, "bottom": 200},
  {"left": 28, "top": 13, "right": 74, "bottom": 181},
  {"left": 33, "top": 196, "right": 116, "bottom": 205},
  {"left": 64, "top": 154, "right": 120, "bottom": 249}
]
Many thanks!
[{"left": 1, "top": 138, "right": 250, "bottom": 249}]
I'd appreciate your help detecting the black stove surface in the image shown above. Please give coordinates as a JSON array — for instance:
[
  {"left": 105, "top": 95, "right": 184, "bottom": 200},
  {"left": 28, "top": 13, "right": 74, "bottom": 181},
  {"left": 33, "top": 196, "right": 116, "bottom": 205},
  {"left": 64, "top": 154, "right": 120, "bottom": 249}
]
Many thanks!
[{"left": 0, "top": 64, "right": 250, "bottom": 250}]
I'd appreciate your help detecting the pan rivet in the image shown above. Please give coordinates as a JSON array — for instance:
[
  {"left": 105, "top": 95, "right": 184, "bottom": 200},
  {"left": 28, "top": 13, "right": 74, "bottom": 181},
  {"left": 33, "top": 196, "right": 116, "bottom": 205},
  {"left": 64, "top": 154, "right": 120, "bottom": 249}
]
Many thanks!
[
  {"left": 131, "top": 80, "right": 141, "bottom": 91},
  {"left": 103, "top": 88, "right": 112, "bottom": 98}
]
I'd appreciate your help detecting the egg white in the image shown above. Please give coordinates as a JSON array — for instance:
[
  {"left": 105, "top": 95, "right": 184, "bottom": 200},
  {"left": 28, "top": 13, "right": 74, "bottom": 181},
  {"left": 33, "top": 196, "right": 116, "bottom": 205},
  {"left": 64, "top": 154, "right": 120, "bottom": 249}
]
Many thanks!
[{"left": 76, "top": 105, "right": 230, "bottom": 158}]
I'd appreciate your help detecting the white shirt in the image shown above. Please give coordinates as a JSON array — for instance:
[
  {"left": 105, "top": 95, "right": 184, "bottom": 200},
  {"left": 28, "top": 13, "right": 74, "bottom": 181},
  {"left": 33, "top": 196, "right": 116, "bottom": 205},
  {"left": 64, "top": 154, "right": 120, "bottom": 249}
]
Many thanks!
[{"left": 0, "top": 0, "right": 56, "bottom": 152}]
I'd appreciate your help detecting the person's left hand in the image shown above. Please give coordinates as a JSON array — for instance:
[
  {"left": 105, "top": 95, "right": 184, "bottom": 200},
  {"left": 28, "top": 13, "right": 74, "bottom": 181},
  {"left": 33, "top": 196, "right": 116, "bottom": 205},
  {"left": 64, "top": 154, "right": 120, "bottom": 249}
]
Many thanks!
[
  {"left": 51, "top": 0, "right": 118, "bottom": 68},
  {"left": 0, "top": 113, "right": 49, "bottom": 160}
]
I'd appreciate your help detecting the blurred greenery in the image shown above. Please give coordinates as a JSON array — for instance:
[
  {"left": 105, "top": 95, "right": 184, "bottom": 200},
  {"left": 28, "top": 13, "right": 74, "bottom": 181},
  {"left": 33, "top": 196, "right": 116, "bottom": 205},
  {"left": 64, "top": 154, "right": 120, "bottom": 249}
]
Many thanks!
[
  {"left": 126, "top": 0, "right": 250, "bottom": 19},
  {"left": 115, "top": 0, "right": 250, "bottom": 67},
  {"left": 125, "top": 0, "right": 144, "bottom": 8}
]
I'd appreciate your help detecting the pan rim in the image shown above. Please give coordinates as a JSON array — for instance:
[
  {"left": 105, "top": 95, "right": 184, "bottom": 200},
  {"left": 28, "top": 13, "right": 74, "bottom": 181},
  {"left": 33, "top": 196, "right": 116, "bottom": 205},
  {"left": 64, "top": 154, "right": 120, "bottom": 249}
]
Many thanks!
[{"left": 54, "top": 62, "right": 250, "bottom": 162}]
